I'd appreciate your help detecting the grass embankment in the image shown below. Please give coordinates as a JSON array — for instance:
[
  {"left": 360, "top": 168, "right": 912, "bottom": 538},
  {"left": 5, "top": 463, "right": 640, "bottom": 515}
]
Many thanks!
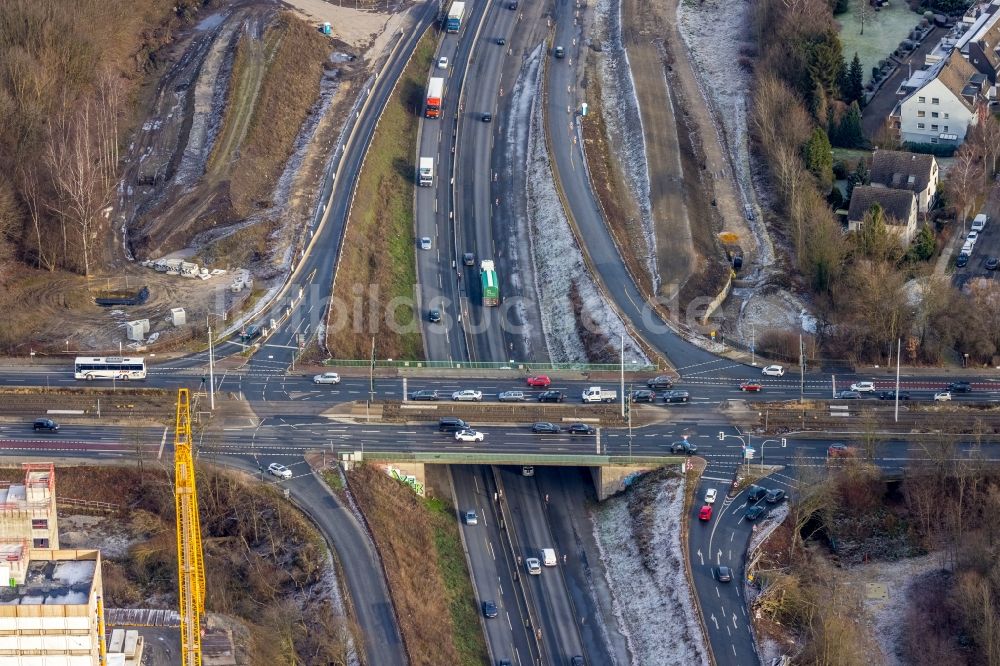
[
  {"left": 326, "top": 33, "right": 436, "bottom": 360},
  {"left": 347, "top": 465, "right": 488, "bottom": 666},
  {"left": 4, "top": 465, "right": 356, "bottom": 665}
]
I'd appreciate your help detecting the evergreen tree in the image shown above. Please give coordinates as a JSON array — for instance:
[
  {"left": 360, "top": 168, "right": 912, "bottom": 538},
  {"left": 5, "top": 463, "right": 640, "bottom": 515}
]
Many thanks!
[
  {"left": 835, "top": 102, "right": 865, "bottom": 149},
  {"left": 832, "top": 0, "right": 849, "bottom": 14},
  {"left": 845, "top": 53, "right": 864, "bottom": 104},
  {"left": 846, "top": 158, "right": 870, "bottom": 200},
  {"left": 804, "top": 128, "right": 834, "bottom": 192},
  {"left": 908, "top": 224, "right": 936, "bottom": 261}
]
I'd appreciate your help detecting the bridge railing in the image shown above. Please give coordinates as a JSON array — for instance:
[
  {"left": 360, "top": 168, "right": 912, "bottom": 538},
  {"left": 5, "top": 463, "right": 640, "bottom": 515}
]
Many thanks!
[
  {"left": 349, "top": 451, "right": 681, "bottom": 465},
  {"left": 324, "top": 359, "right": 659, "bottom": 371}
]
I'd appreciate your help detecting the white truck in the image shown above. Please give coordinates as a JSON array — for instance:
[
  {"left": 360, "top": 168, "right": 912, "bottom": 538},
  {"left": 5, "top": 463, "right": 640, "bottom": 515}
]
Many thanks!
[
  {"left": 581, "top": 386, "right": 617, "bottom": 403},
  {"left": 418, "top": 157, "right": 434, "bottom": 186}
]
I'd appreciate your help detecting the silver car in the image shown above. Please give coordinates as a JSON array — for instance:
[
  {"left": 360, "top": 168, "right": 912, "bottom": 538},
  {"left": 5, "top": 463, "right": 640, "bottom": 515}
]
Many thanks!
[
  {"left": 313, "top": 372, "right": 341, "bottom": 384},
  {"left": 267, "top": 463, "right": 292, "bottom": 479},
  {"left": 452, "top": 389, "right": 483, "bottom": 402},
  {"left": 498, "top": 390, "right": 526, "bottom": 402}
]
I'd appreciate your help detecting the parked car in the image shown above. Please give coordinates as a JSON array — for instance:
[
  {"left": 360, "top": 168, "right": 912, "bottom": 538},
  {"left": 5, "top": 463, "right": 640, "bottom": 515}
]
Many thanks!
[
  {"left": 949, "top": 381, "right": 972, "bottom": 393},
  {"left": 419, "top": 236, "right": 432, "bottom": 250},
  {"left": 566, "top": 423, "right": 596, "bottom": 435},
  {"left": 850, "top": 381, "right": 876, "bottom": 393},
  {"left": 482, "top": 600, "right": 498, "bottom": 618},
  {"left": 765, "top": 489, "right": 786, "bottom": 503},
  {"left": 410, "top": 390, "right": 440, "bottom": 401},
  {"left": 972, "top": 213, "right": 988, "bottom": 232},
  {"left": 878, "top": 390, "right": 910, "bottom": 400},
  {"left": 987, "top": 257, "right": 1000, "bottom": 271},
  {"left": 739, "top": 381, "right": 762, "bottom": 392},
  {"left": 531, "top": 422, "right": 561, "bottom": 434},
  {"left": 704, "top": 488, "right": 718, "bottom": 504},
  {"left": 933, "top": 391, "right": 952, "bottom": 401},
  {"left": 761, "top": 365, "right": 785, "bottom": 376},
  {"left": 267, "top": 463, "right": 292, "bottom": 479},
  {"left": 439, "top": 417, "right": 470, "bottom": 432},
  {"left": 715, "top": 566, "right": 733, "bottom": 583},
  {"left": 957, "top": 253, "right": 970, "bottom": 268},
  {"left": 835, "top": 390, "right": 862, "bottom": 399},
  {"left": 646, "top": 376, "right": 674, "bottom": 390},
  {"left": 745, "top": 504, "right": 767, "bottom": 521},
  {"left": 698, "top": 505, "right": 713, "bottom": 521},
  {"left": 526, "top": 375, "right": 552, "bottom": 387},
  {"left": 455, "top": 429, "right": 485, "bottom": 442},
  {"left": 968, "top": 230, "right": 980, "bottom": 244},
  {"left": 538, "top": 390, "right": 565, "bottom": 403},
  {"left": 32, "top": 418, "right": 59, "bottom": 432},
  {"left": 631, "top": 389, "right": 656, "bottom": 402},
  {"left": 827, "top": 443, "right": 858, "bottom": 458},
  {"left": 747, "top": 485, "right": 768, "bottom": 502},
  {"left": 525, "top": 557, "right": 541, "bottom": 574},
  {"left": 663, "top": 390, "right": 690, "bottom": 403},
  {"left": 313, "top": 372, "right": 341, "bottom": 384},
  {"left": 464, "top": 510, "right": 478, "bottom": 525},
  {"left": 670, "top": 440, "right": 697, "bottom": 455},
  {"left": 498, "top": 390, "right": 527, "bottom": 402},
  {"left": 452, "top": 389, "right": 483, "bottom": 402},
  {"left": 428, "top": 309, "right": 442, "bottom": 323}
]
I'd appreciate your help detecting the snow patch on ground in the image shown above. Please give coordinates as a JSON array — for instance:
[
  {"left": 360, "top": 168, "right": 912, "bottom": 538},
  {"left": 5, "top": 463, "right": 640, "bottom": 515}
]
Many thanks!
[
  {"left": 594, "top": 0, "right": 658, "bottom": 287},
  {"left": 317, "top": 549, "right": 361, "bottom": 666},
  {"left": 677, "top": 0, "right": 775, "bottom": 267},
  {"left": 730, "top": 288, "right": 816, "bottom": 346},
  {"left": 593, "top": 476, "right": 710, "bottom": 665},
  {"left": 522, "top": 47, "right": 648, "bottom": 363}
]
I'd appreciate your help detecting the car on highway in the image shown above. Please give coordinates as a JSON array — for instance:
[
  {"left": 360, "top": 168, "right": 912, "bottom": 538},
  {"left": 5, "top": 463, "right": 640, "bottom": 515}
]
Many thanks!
[
  {"left": 428, "top": 309, "right": 441, "bottom": 323},
  {"left": 570, "top": 657, "right": 584, "bottom": 666},
  {"left": 670, "top": 439, "right": 697, "bottom": 455},
  {"left": 496, "top": 37, "right": 506, "bottom": 45},
  {"left": 531, "top": 422, "right": 561, "bottom": 434},
  {"left": 451, "top": 389, "right": 483, "bottom": 402},
  {"left": 745, "top": 504, "right": 767, "bottom": 521},
  {"left": 267, "top": 463, "right": 292, "bottom": 480},
  {"left": 410, "top": 390, "right": 440, "bottom": 401},
  {"left": 481, "top": 112, "right": 492, "bottom": 123},
  {"left": 765, "top": 489, "right": 786, "bottom": 503},
  {"left": 32, "top": 418, "right": 59, "bottom": 432},
  {"left": 934, "top": 391, "right": 952, "bottom": 401},
  {"left": 439, "top": 417, "right": 470, "bottom": 432},
  {"left": 878, "top": 390, "right": 910, "bottom": 400},
  {"left": 526, "top": 375, "right": 552, "bottom": 387},
  {"left": 419, "top": 236, "right": 432, "bottom": 250},
  {"left": 313, "top": 372, "right": 341, "bottom": 385},
  {"left": 455, "top": 429, "right": 485, "bottom": 442},
  {"left": 850, "top": 381, "right": 876, "bottom": 393},
  {"left": 522, "top": 465, "right": 534, "bottom": 476},
  {"left": 554, "top": 45, "right": 565, "bottom": 58},
  {"left": 507, "top": 0, "right": 518, "bottom": 8},
  {"left": 948, "top": 381, "right": 972, "bottom": 393},
  {"left": 835, "top": 390, "right": 862, "bottom": 399},
  {"left": 437, "top": 56, "right": 448, "bottom": 69},
  {"left": 698, "top": 505, "right": 713, "bottom": 521},
  {"left": 647, "top": 375, "right": 674, "bottom": 390},
  {"left": 631, "top": 389, "right": 656, "bottom": 402},
  {"left": 463, "top": 252, "right": 475, "bottom": 266},
  {"left": 482, "top": 600, "right": 498, "bottom": 618},
  {"left": 704, "top": 488, "right": 717, "bottom": 504},
  {"left": 714, "top": 566, "right": 733, "bottom": 583},
  {"left": 498, "top": 390, "right": 526, "bottom": 402},
  {"left": 525, "top": 557, "right": 541, "bottom": 574},
  {"left": 762, "top": 365, "right": 785, "bottom": 376},
  {"left": 464, "top": 510, "right": 478, "bottom": 525},
  {"left": 747, "top": 485, "right": 768, "bottom": 502},
  {"left": 566, "top": 423, "right": 596, "bottom": 435},
  {"left": 987, "top": 257, "right": 1000, "bottom": 271},
  {"left": 739, "top": 381, "right": 762, "bottom": 392},
  {"left": 663, "top": 390, "right": 690, "bottom": 403},
  {"left": 538, "top": 390, "right": 565, "bottom": 403},
  {"left": 827, "top": 443, "right": 858, "bottom": 458}
]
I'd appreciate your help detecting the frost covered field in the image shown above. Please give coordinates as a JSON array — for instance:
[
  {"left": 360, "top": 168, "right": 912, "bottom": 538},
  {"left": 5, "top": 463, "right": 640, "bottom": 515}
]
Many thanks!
[{"left": 593, "top": 474, "right": 709, "bottom": 665}]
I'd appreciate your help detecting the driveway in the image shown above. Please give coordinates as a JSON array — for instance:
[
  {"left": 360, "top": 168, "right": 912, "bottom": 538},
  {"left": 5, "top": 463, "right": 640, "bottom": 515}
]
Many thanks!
[{"left": 861, "top": 26, "right": 945, "bottom": 140}]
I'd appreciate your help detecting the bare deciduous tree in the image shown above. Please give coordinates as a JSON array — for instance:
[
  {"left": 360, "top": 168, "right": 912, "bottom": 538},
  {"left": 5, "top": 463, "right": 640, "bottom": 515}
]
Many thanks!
[{"left": 945, "top": 144, "right": 983, "bottom": 234}]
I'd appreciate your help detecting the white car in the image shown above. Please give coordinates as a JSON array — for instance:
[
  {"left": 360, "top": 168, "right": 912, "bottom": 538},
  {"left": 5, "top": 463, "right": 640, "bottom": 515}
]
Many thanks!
[
  {"left": 968, "top": 230, "right": 979, "bottom": 244},
  {"left": 455, "top": 429, "right": 485, "bottom": 442},
  {"left": 934, "top": 391, "right": 952, "bottom": 401},
  {"left": 704, "top": 488, "right": 718, "bottom": 504},
  {"left": 525, "top": 557, "right": 542, "bottom": 575},
  {"left": 761, "top": 365, "right": 785, "bottom": 377},
  {"left": 419, "top": 236, "right": 432, "bottom": 250},
  {"left": 850, "top": 381, "right": 876, "bottom": 393},
  {"left": 267, "top": 463, "right": 292, "bottom": 480},
  {"left": 313, "top": 372, "right": 341, "bottom": 384},
  {"left": 452, "top": 389, "right": 483, "bottom": 402},
  {"left": 438, "top": 56, "right": 449, "bottom": 69}
]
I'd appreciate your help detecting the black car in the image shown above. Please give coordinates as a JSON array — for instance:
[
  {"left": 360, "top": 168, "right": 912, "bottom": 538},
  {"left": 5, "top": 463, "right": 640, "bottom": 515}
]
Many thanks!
[
  {"left": 566, "top": 423, "right": 596, "bottom": 435},
  {"left": 631, "top": 389, "right": 656, "bottom": 403},
  {"left": 439, "top": 417, "right": 470, "bottom": 432},
  {"left": 878, "top": 390, "right": 910, "bottom": 400},
  {"left": 670, "top": 440, "right": 697, "bottom": 455},
  {"left": 482, "top": 112, "right": 492, "bottom": 123},
  {"left": 765, "top": 489, "right": 786, "bottom": 503},
  {"left": 33, "top": 418, "right": 59, "bottom": 432},
  {"left": 647, "top": 376, "right": 674, "bottom": 390},
  {"left": 663, "top": 390, "right": 690, "bottom": 403},
  {"left": 744, "top": 504, "right": 767, "bottom": 520},
  {"left": 987, "top": 257, "right": 1000, "bottom": 271},
  {"left": 496, "top": 37, "right": 506, "bottom": 45},
  {"left": 570, "top": 657, "right": 584, "bottom": 666},
  {"left": 463, "top": 252, "right": 475, "bottom": 266},
  {"left": 507, "top": 0, "right": 517, "bottom": 8},
  {"left": 538, "top": 390, "right": 565, "bottom": 403},
  {"left": 949, "top": 381, "right": 972, "bottom": 393},
  {"left": 411, "top": 390, "right": 440, "bottom": 401},
  {"left": 956, "top": 253, "right": 970, "bottom": 268},
  {"left": 554, "top": 46, "right": 565, "bottom": 58},
  {"left": 715, "top": 566, "right": 733, "bottom": 583},
  {"left": 428, "top": 309, "right": 441, "bottom": 323},
  {"left": 836, "top": 390, "right": 862, "bottom": 399},
  {"left": 532, "top": 422, "right": 561, "bottom": 434},
  {"left": 482, "top": 600, "right": 498, "bottom": 618},
  {"left": 747, "top": 485, "right": 768, "bottom": 502}
]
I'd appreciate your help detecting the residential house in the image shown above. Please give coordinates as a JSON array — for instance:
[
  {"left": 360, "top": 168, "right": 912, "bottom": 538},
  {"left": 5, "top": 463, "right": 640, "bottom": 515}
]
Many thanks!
[
  {"left": 892, "top": 51, "right": 992, "bottom": 146},
  {"left": 847, "top": 186, "right": 919, "bottom": 246},
  {"left": 957, "top": 0, "right": 1000, "bottom": 83},
  {"left": 869, "top": 149, "right": 939, "bottom": 212}
]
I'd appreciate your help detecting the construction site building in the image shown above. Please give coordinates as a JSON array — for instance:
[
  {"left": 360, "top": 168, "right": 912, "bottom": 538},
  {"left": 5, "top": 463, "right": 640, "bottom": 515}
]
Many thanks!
[{"left": 0, "top": 464, "right": 59, "bottom": 550}]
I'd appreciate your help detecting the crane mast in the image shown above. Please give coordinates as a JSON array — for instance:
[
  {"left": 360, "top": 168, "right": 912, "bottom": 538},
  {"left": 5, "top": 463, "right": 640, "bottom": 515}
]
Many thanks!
[{"left": 174, "top": 388, "right": 205, "bottom": 666}]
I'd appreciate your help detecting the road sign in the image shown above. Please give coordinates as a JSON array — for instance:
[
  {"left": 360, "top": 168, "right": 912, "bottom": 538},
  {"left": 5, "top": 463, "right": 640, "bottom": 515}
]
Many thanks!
[{"left": 743, "top": 447, "right": 755, "bottom": 460}]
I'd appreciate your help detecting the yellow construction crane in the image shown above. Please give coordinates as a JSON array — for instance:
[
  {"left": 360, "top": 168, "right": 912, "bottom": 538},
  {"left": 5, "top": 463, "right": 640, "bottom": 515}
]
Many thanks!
[{"left": 174, "top": 388, "right": 206, "bottom": 666}]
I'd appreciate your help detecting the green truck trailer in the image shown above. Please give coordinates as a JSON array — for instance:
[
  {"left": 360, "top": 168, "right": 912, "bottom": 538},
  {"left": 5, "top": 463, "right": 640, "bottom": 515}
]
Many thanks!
[{"left": 480, "top": 260, "right": 499, "bottom": 306}]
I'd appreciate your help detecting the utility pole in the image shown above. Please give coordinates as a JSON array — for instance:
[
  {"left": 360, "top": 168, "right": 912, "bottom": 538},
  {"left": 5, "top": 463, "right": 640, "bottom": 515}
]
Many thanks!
[
  {"left": 626, "top": 387, "right": 633, "bottom": 463},
  {"left": 751, "top": 324, "right": 755, "bottom": 366},
  {"left": 620, "top": 334, "right": 625, "bottom": 418},
  {"left": 207, "top": 326, "right": 216, "bottom": 411},
  {"left": 895, "top": 337, "right": 901, "bottom": 423},
  {"left": 799, "top": 333, "right": 804, "bottom": 404}
]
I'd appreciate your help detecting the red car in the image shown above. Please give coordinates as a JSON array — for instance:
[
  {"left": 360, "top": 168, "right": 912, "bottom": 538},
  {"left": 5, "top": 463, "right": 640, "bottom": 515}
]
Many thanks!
[
  {"left": 698, "top": 505, "right": 713, "bottom": 521},
  {"left": 526, "top": 375, "right": 551, "bottom": 388},
  {"left": 739, "top": 382, "right": 763, "bottom": 392}
]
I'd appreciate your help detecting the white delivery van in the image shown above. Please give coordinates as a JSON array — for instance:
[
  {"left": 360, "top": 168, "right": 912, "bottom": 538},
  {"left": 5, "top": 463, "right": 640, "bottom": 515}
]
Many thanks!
[
  {"left": 541, "top": 548, "right": 557, "bottom": 566},
  {"left": 972, "top": 213, "right": 988, "bottom": 232}
]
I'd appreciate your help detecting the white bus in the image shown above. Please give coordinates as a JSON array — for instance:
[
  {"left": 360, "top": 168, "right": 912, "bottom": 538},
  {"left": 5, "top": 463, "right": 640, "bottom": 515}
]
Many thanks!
[{"left": 74, "top": 356, "right": 147, "bottom": 381}]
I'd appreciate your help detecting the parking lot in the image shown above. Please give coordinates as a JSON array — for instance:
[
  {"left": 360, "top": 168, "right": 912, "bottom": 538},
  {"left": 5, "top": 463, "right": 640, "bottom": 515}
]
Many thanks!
[{"left": 951, "top": 180, "right": 1000, "bottom": 289}]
